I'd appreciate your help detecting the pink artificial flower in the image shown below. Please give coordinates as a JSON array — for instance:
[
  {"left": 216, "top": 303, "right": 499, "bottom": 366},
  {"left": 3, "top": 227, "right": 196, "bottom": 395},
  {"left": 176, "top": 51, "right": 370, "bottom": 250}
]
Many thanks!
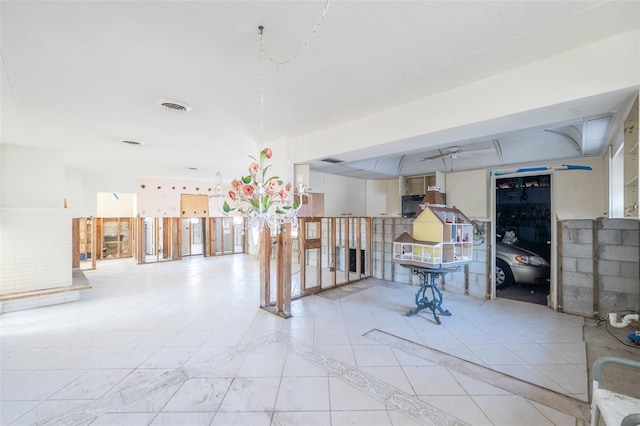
[
  {"left": 279, "top": 188, "right": 287, "bottom": 199},
  {"left": 249, "top": 162, "right": 259, "bottom": 175},
  {"left": 231, "top": 179, "right": 242, "bottom": 191},
  {"left": 267, "top": 179, "right": 279, "bottom": 194},
  {"left": 242, "top": 184, "right": 256, "bottom": 197},
  {"left": 263, "top": 148, "right": 272, "bottom": 159},
  {"left": 285, "top": 182, "right": 292, "bottom": 192},
  {"left": 228, "top": 191, "right": 237, "bottom": 201}
]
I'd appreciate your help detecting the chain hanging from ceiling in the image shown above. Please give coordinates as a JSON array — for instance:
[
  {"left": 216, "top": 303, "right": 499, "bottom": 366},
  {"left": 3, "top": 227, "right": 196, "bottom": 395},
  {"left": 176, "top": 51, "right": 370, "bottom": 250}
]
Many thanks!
[{"left": 256, "top": 0, "right": 332, "bottom": 145}]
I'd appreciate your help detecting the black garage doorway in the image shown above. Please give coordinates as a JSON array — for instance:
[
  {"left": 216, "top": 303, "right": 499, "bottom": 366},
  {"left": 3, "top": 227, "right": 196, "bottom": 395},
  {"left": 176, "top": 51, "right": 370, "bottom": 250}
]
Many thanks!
[{"left": 495, "top": 174, "right": 551, "bottom": 304}]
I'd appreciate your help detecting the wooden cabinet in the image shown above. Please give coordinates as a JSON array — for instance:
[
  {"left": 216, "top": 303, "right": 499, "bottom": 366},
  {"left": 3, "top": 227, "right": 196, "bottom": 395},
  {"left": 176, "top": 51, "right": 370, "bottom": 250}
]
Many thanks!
[
  {"left": 387, "top": 178, "right": 402, "bottom": 217},
  {"left": 365, "top": 180, "right": 388, "bottom": 216},
  {"left": 393, "top": 205, "right": 473, "bottom": 268},
  {"left": 402, "top": 174, "right": 436, "bottom": 195},
  {"left": 324, "top": 174, "right": 365, "bottom": 216}
]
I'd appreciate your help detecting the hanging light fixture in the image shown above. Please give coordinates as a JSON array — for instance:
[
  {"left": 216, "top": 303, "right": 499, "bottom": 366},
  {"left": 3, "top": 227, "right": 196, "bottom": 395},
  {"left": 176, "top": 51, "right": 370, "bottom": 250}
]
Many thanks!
[
  {"left": 209, "top": 171, "right": 233, "bottom": 234},
  {"left": 221, "top": 3, "right": 331, "bottom": 233}
]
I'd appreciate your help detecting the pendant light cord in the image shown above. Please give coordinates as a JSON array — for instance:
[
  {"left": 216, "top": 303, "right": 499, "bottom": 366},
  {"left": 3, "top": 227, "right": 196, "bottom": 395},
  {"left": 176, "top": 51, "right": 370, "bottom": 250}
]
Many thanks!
[{"left": 256, "top": 0, "right": 332, "bottom": 145}]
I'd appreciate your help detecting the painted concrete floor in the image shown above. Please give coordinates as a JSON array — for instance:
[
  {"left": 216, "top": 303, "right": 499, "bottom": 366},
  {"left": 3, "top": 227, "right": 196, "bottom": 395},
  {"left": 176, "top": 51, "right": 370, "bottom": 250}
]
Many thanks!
[{"left": 0, "top": 254, "right": 610, "bottom": 425}]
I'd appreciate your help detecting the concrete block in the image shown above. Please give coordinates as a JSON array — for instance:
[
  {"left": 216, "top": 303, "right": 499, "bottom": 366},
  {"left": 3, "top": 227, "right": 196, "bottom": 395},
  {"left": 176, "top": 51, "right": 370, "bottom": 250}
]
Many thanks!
[
  {"left": 562, "top": 228, "right": 593, "bottom": 244},
  {"left": 578, "top": 228, "right": 594, "bottom": 244},
  {"left": 443, "top": 271, "right": 465, "bottom": 289},
  {"left": 561, "top": 257, "right": 577, "bottom": 272},
  {"left": 562, "top": 271, "right": 593, "bottom": 288},
  {"left": 467, "top": 273, "right": 489, "bottom": 298},
  {"left": 622, "top": 229, "right": 639, "bottom": 247},
  {"left": 620, "top": 261, "right": 639, "bottom": 279},
  {"left": 561, "top": 285, "right": 593, "bottom": 316},
  {"left": 597, "top": 260, "right": 620, "bottom": 276},
  {"left": 474, "top": 248, "right": 487, "bottom": 263},
  {"left": 598, "top": 291, "right": 639, "bottom": 316},
  {"left": 469, "top": 262, "right": 487, "bottom": 275},
  {"left": 600, "top": 275, "right": 640, "bottom": 294},
  {"left": 600, "top": 218, "right": 639, "bottom": 230},
  {"left": 561, "top": 219, "right": 594, "bottom": 230},
  {"left": 577, "top": 258, "right": 594, "bottom": 273},
  {"left": 599, "top": 245, "right": 638, "bottom": 262},
  {"left": 597, "top": 229, "right": 621, "bottom": 245},
  {"left": 562, "top": 243, "right": 593, "bottom": 259}
]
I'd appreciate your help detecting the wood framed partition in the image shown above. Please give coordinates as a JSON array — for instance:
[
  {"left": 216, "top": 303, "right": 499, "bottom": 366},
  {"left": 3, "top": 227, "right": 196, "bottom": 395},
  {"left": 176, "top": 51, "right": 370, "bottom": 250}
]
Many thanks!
[{"left": 299, "top": 218, "right": 322, "bottom": 295}]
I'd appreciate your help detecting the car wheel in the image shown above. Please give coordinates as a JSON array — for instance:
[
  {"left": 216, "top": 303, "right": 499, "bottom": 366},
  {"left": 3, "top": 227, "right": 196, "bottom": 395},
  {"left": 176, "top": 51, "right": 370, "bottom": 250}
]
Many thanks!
[{"left": 496, "top": 259, "right": 514, "bottom": 289}]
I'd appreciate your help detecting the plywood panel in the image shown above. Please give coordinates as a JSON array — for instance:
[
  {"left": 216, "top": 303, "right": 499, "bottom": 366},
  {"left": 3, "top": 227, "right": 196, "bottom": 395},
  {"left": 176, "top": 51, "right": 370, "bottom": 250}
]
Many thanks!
[{"left": 181, "top": 194, "right": 209, "bottom": 218}]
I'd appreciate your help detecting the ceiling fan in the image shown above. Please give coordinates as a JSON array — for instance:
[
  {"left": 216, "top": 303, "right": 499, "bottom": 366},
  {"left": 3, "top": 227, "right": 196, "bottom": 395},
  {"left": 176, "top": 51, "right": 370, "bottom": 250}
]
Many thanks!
[{"left": 422, "top": 145, "right": 495, "bottom": 161}]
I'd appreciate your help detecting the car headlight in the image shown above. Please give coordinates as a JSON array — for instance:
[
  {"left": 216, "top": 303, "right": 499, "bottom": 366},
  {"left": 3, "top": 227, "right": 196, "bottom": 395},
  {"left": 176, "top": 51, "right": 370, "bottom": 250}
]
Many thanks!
[{"left": 515, "top": 255, "right": 546, "bottom": 266}]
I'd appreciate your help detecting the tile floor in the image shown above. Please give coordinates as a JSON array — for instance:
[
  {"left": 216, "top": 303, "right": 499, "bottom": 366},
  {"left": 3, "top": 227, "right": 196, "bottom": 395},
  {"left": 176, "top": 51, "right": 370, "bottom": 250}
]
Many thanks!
[{"left": 1, "top": 255, "right": 590, "bottom": 425}]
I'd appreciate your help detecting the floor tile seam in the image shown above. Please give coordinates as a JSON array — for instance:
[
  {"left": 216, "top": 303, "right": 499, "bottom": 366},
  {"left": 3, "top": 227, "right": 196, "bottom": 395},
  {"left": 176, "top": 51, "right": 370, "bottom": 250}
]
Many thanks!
[
  {"left": 278, "top": 332, "right": 470, "bottom": 426},
  {"left": 525, "top": 362, "right": 588, "bottom": 395},
  {"left": 460, "top": 340, "right": 532, "bottom": 365},
  {"left": 464, "top": 393, "right": 551, "bottom": 425},
  {"left": 30, "top": 333, "right": 284, "bottom": 425},
  {"left": 364, "top": 329, "right": 591, "bottom": 421},
  {"left": 418, "top": 393, "right": 494, "bottom": 425}
]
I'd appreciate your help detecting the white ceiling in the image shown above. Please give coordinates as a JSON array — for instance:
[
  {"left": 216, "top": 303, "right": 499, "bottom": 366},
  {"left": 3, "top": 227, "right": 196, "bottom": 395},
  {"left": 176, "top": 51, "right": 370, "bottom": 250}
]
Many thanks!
[{"left": 1, "top": 1, "right": 639, "bottom": 185}]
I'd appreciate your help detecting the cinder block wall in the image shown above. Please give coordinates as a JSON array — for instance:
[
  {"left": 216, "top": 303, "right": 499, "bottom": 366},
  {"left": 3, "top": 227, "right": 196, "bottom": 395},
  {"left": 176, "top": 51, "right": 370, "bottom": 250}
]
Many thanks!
[
  {"left": 370, "top": 218, "right": 490, "bottom": 296},
  {"left": 559, "top": 218, "right": 639, "bottom": 317},
  {"left": 369, "top": 217, "right": 639, "bottom": 318},
  {"left": 371, "top": 218, "right": 413, "bottom": 284}
]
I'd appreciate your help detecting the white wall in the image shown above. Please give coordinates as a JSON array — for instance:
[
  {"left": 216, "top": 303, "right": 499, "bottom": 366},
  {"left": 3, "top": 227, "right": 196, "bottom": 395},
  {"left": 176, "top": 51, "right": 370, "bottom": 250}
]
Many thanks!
[
  {"left": 292, "top": 30, "right": 639, "bottom": 164},
  {"left": 445, "top": 170, "right": 488, "bottom": 219},
  {"left": 136, "top": 178, "right": 222, "bottom": 218},
  {"left": 1, "top": 144, "right": 65, "bottom": 208},
  {"left": 64, "top": 167, "right": 86, "bottom": 218},
  {"left": 554, "top": 158, "right": 607, "bottom": 220},
  {"left": 0, "top": 144, "right": 71, "bottom": 296},
  {"left": 97, "top": 192, "right": 136, "bottom": 218}
]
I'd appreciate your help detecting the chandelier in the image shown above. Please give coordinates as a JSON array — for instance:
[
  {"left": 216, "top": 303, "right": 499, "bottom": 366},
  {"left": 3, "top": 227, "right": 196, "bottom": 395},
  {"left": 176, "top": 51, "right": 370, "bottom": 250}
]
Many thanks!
[
  {"left": 222, "top": 147, "right": 301, "bottom": 233},
  {"left": 219, "top": 2, "right": 331, "bottom": 233}
]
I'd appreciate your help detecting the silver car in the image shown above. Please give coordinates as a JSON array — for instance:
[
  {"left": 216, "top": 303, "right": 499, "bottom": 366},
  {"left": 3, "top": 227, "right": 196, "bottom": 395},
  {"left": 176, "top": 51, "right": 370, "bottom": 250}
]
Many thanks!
[{"left": 496, "top": 241, "right": 550, "bottom": 288}]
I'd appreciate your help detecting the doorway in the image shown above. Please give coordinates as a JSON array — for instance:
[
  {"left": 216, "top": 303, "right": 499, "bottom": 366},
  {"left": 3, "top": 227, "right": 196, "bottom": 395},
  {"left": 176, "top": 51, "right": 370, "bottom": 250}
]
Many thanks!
[
  {"left": 495, "top": 174, "right": 551, "bottom": 304},
  {"left": 182, "top": 218, "right": 204, "bottom": 256}
]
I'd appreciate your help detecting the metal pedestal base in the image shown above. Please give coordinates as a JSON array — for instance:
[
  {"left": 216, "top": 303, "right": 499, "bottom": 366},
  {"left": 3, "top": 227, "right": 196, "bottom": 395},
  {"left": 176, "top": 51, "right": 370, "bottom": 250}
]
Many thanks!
[{"left": 405, "top": 267, "right": 452, "bottom": 325}]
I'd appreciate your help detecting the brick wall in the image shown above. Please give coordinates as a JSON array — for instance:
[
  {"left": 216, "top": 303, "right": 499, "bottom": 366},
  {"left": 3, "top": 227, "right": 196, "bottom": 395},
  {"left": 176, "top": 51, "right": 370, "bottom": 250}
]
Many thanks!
[{"left": 0, "top": 208, "right": 72, "bottom": 296}]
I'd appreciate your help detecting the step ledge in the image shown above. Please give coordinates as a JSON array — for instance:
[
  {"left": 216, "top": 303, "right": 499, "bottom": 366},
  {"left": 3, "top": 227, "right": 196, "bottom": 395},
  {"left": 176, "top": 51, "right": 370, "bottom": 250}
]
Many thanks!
[{"left": 0, "top": 284, "right": 92, "bottom": 301}]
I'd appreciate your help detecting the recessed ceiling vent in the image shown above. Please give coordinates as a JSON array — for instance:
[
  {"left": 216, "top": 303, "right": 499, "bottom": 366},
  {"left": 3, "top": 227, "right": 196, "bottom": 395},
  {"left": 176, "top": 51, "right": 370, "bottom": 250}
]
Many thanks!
[
  {"left": 156, "top": 99, "right": 192, "bottom": 112},
  {"left": 320, "top": 157, "right": 344, "bottom": 164},
  {"left": 122, "top": 140, "right": 143, "bottom": 146}
]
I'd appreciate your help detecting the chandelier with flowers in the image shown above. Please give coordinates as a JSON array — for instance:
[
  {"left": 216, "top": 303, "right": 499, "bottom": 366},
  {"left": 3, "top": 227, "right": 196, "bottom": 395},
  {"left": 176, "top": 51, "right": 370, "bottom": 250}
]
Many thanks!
[
  {"left": 222, "top": 147, "right": 300, "bottom": 232},
  {"left": 220, "top": 1, "right": 331, "bottom": 233}
]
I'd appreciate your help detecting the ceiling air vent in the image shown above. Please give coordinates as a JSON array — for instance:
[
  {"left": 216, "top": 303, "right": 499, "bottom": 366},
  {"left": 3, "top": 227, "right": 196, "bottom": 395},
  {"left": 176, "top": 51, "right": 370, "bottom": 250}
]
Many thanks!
[
  {"left": 122, "top": 140, "right": 143, "bottom": 146},
  {"left": 320, "top": 157, "right": 344, "bottom": 164},
  {"left": 156, "top": 99, "right": 192, "bottom": 112}
]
